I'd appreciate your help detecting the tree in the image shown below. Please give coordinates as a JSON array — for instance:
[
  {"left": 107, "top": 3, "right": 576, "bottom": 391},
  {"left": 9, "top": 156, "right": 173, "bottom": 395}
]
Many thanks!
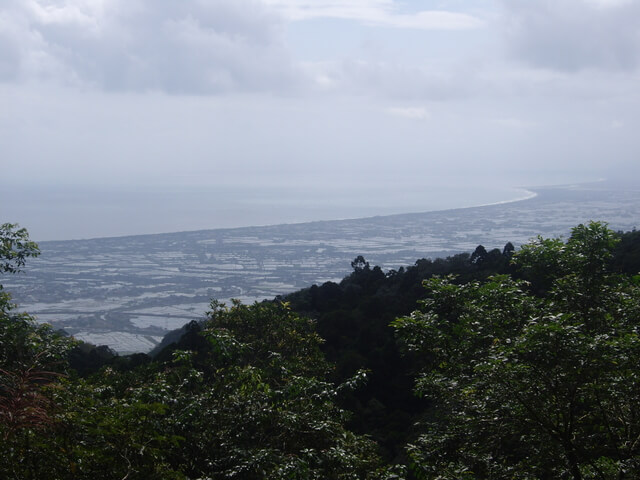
[
  {"left": 0, "top": 223, "right": 40, "bottom": 276},
  {"left": 502, "top": 241, "right": 515, "bottom": 257},
  {"left": 351, "top": 255, "right": 370, "bottom": 272},
  {"left": 0, "top": 223, "right": 40, "bottom": 318},
  {"left": 470, "top": 245, "right": 487, "bottom": 265},
  {"left": 393, "top": 222, "right": 640, "bottom": 479},
  {"left": 169, "top": 299, "right": 396, "bottom": 479},
  {"left": 0, "top": 225, "right": 77, "bottom": 479},
  {"left": 0, "top": 222, "right": 399, "bottom": 478},
  {"left": 2, "top": 298, "right": 400, "bottom": 479}
]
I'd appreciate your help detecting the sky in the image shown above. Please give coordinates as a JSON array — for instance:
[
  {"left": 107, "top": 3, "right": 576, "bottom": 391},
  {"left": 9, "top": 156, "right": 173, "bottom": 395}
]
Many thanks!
[{"left": 1, "top": 0, "right": 640, "bottom": 239}]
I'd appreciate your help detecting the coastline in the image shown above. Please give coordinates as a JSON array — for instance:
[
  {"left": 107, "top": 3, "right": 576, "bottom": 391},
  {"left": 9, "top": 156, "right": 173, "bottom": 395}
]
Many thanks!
[
  {"left": 8, "top": 179, "right": 640, "bottom": 353},
  {"left": 470, "top": 188, "right": 538, "bottom": 209},
  {"left": 38, "top": 184, "right": 544, "bottom": 244},
  {"left": 9, "top": 175, "right": 596, "bottom": 243}
]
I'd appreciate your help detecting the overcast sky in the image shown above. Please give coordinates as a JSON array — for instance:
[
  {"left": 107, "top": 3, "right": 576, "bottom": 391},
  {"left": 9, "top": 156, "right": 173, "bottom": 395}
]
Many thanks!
[{"left": 2, "top": 0, "right": 640, "bottom": 237}]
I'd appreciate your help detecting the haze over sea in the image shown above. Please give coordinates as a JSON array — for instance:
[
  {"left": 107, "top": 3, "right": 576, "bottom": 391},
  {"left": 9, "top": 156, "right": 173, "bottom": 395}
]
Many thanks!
[{"left": 3, "top": 172, "right": 598, "bottom": 242}]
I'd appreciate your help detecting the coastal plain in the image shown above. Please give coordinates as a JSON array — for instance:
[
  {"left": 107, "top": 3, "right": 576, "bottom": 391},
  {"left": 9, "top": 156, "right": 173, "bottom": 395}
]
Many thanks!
[{"left": 6, "top": 182, "right": 640, "bottom": 353}]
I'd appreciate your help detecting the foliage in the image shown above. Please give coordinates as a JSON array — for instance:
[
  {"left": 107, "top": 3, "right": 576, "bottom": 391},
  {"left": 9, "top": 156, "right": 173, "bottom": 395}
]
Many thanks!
[
  {"left": 0, "top": 225, "right": 77, "bottom": 478},
  {"left": 0, "top": 296, "right": 394, "bottom": 478},
  {"left": 0, "top": 223, "right": 40, "bottom": 317},
  {"left": 284, "top": 247, "right": 515, "bottom": 458},
  {"left": 611, "top": 228, "right": 640, "bottom": 275},
  {"left": 0, "top": 224, "right": 71, "bottom": 437},
  {"left": 393, "top": 222, "right": 640, "bottom": 479},
  {"left": 169, "top": 299, "right": 393, "bottom": 479},
  {"left": 0, "top": 223, "right": 40, "bottom": 276},
  {"left": 4, "top": 220, "right": 640, "bottom": 478},
  {"left": 0, "top": 225, "right": 395, "bottom": 479}
]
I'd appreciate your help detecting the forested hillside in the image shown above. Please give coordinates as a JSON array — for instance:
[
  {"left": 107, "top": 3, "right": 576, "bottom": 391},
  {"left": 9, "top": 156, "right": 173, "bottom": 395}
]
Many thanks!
[{"left": 1, "top": 222, "right": 640, "bottom": 479}]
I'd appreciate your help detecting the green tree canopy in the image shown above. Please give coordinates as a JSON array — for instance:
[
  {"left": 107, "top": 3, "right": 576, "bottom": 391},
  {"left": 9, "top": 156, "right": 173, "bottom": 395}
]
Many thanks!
[
  {"left": 393, "top": 222, "right": 640, "bottom": 479},
  {"left": 1, "top": 296, "right": 399, "bottom": 479},
  {"left": 0, "top": 223, "right": 39, "bottom": 276}
]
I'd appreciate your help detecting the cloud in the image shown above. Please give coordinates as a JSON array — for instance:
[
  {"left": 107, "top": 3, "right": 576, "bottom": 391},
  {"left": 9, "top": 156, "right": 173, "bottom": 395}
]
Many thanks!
[
  {"left": 262, "top": 0, "right": 483, "bottom": 30},
  {"left": 585, "top": 0, "right": 634, "bottom": 8},
  {"left": 386, "top": 106, "right": 430, "bottom": 120},
  {"left": 502, "top": 0, "right": 640, "bottom": 71},
  {"left": 0, "top": 0, "right": 298, "bottom": 93},
  {"left": 491, "top": 116, "right": 536, "bottom": 129},
  {"left": 300, "top": 58, "right": 481, "bottom": 101}
]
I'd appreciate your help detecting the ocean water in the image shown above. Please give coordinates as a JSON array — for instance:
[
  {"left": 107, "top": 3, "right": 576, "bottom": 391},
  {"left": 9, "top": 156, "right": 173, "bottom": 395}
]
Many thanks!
[{"left": 2, "top": 181, "right": 542, "bottom": 242}]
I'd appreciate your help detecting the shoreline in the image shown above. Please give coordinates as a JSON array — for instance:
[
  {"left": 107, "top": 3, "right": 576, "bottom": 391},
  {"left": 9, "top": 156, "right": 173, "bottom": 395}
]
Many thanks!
[
  {"left": 40, "top": 185, "right": 545, "bottom": 244},
  {"left": 468, "top": 188, "right": 538, "bottom": 209}
]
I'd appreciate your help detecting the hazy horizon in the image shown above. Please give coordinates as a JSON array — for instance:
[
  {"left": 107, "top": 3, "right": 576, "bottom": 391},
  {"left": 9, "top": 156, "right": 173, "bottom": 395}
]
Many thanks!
[
  {"left": 2, "top": 0, "right": 639, "bottom": 239},
  {"left": 6, "top": 172, "right": 618, "bottom": 241},
  {"left": 4, "top": 179, "right": 545, "bottom": 241}
]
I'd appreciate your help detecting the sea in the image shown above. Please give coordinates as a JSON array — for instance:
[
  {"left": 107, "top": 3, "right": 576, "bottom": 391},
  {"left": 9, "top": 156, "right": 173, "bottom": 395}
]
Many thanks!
[{"left": 0, "top": 174, "right": 591, "bottom": 242}]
